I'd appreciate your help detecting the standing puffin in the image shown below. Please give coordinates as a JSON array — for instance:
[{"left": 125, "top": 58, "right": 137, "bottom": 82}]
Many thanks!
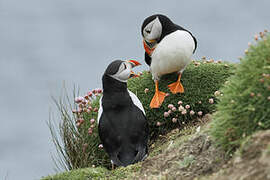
[
  {"left": 141, "top": 14, "right": 197, "bottom": 108},
  {"left": 98, "top": 60, "right": 149, "bottom": 168}
]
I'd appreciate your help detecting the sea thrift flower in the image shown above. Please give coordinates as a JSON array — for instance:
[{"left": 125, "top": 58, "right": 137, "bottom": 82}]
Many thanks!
[
  {"left": 87, "top": 91, "right": 93, "bottom": 97},
  {"left": 214, "top": 91, "right": 221, "bottom": 96},
  {"left": 88, "top": 128, "right": 93, "bottom": 135},
  {"left": 165, "top": 93, "right": 170, "bottom": 97},
  {"left": 172, "top": 118, "right": 177, "bottom": 123},
  {"left": 190, "top": 110, "right": 195, "bottom": 115},
  {"left": 97, "top": 89, "right": 103, "bottom": 94},
  {"left": 75, "top": 96, "right": 84, "bottom": 103},
  {"left": 178, "top": 101, "right": 183, "bottom": 105},
  {"left": 254, "top": 34, "right": 258, "bottom": 41},
  {"left": 90, "top": 124, "right": 95, "bottom": 128},
  {"left": 93, "top": 108, "right": 98, "bottom": 112},
  {"left": 248, "top": 42, "right": 252, "bottom": 47},
  {"left": 198, "top": 101, "right": 202, "bottom": 104},
  {"left": 168, "top": 104, "right": 174, "bottom": 109},
  {"left": 172, "top": 107, "right": 177, "bottom": 112},
  {"left": 156, "top": 122, "right": 161, "bottom": 126},
  {"left": 181, "top": 109, "right": 187, "bottom": 115},
  {"left": 164, "top": 112, "right": 170, "bottom": 118},
  {"left": 250, "top": 92, "right": 255, "bottom": 97},
  {"left": 268, "top": 96, "right": 270, "bottom": 101},
  {"left": 209, "top": 98, "right": 214, "bottom": 104},
  {"left": 84, "top": 95, "right": 89, "bottom": 100},
  {"left": 178, "top": 105, "right": 185, "bottom": 112},
  {"left": 90, "top": 118, "right": 95, "bottom": 124},
  {"left": 168, "top": 110, "right": 172, "bottom": 114},
  {"left": 185, "top": 105, "right": 190, "bottom": 109},
  {"left": 144, "top": 88, "right": 149, "bottom": 94},
  {"left": 259, "top": 78, "right": 264, "bottom": 83},
  {"left": 197, "top": 111, "right": 203, "bottom": 116},
  {"left": 98, "top": 144, "right": 103, "bottom": 149}
]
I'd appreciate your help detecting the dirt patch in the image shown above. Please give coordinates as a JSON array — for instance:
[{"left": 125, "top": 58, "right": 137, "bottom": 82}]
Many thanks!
[
  {"left": 136, "top": 115, "right": 229, "bottom": 180},
  {"left": 205, "top": 130, "right": 270, "bottom": 180}
]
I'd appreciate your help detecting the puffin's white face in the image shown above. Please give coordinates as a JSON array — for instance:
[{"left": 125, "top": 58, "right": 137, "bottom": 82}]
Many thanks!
[
  {"left": 143, "top": 17, "right": 162, "bottom": 43},
  {"left": 110, "top": 62, "right": 133, "bottom": 82}
]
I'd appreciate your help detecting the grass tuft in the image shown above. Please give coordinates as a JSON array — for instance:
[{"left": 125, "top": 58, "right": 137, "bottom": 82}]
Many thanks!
[{"left": 210, "top": 33, "right": 270, "bottom": 153}]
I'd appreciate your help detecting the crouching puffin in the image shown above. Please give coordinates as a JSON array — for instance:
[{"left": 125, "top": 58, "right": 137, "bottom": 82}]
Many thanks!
[
  {"left": 141, "top": 14, "right": 197, "bottom": 108},
  {"left": 98, "top": 59, "right": 149, "bottom": 169}
]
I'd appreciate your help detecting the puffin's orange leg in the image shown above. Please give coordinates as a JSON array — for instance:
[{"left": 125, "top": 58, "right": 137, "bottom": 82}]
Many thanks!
[
  {"left": 168, "top": 74, "right": 184, "bottom": 94},
  {"left": 150, "top": 81, "right": 166, "bottom": 108}
]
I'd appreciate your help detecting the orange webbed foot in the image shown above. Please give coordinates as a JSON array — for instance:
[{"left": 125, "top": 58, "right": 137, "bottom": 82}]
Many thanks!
[
  {"left": 168, "top": 74, "right": 184, "bottom": 94},
  {"left": 150, "top": 90, "right": 166, "bottom": 108}
]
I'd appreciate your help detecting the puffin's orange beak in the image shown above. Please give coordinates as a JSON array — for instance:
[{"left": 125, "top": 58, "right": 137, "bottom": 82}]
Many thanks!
[
  {"left": 127, "top": 60, "right": 141, "bottom": 68},
  {"left": 143, "top": 40, "right": 156, "bottom": 56}
]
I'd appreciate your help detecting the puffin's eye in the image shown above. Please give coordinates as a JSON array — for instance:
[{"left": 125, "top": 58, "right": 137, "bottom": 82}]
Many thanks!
[
  {"left": 146, "top": 29, "right": 151, "bottom": 34},
  {"left": 123, "top": 63, "right": 127, "bottom": 69}
]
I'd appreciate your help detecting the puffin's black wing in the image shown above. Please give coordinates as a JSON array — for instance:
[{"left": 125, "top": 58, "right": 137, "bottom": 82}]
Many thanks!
[
  {"left": 98, "top": 104, "right": 149, "bottom": 167},
  {"left": 144, "top": 52, "right": 152, "bottom": 66}
]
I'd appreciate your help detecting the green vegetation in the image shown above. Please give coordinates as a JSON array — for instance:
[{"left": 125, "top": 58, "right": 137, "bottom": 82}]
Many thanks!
[
  {"left": 128, "top": 61, "right": 234, "bottom": 139},
  {"left": 210, "top": 33, "right": 270, "bottom": 153}
]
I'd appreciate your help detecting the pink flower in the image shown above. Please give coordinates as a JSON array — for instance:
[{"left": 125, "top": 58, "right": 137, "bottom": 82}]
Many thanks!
[
  {"left": 165, "top": 93, "right": 170, "bottom": 97},
  {"left": 156, "top": 122, "right": 161, "bottom": 126},
  {"left": 185, "top": 105, "right": 190, "bottom": 109},
  {"left": 98, "top": 144, "right": 103, "bottom": 149},
  {"left": 168, "top": 104, "right": 174, "bottom": 109},
  {"left": 181, "top": 109, "right": 187, "bottom": 115},
  {"left": 72, "top": 109, "right": 77, "bottom": 113},
  {"left": 75, "top": 96, "right": 84, "bottom": 103},
  {"left": 172, "top": 118, "right": 177, "bottom": 123},
  {"left": 92, "top": 89, "right": 97, "bottom": 94},
  {"left": 168, "top": 110, "right": 172, "bottom": 114},
  {"left": 178, "top": 101, "right": 183, "bottom": 105},
  {"left": 87, "top": 91, "right": 93, "bottom": 97},
  {"left": 84, "top": 95, "right": 89, "bottom": 100},
  {"left": 178, "top": 105, "right": 185, "bottom": 112},
  {"left": 190, "top": 110, "right": 195, "bottom": 115},
  {"left": 214, "top": 91, "right": 221, "bottom": 96},
  {"left": 209, "top": 98, "right": 214, "bottom": 104},
  {"left": 97, "top": 89, "right": 103, "bottom": 94},
  {"left": 197, "top": 111, "right": 203, "bottom": 116},
  {"left": 90, "top": 118, "right": 95, "bottom": 124},
  {"left": 144, "top": 88, "right": 149, "bottom": 94},
  {"left": 93, "top": 108, "right": 98, "bottom": 112},
  {"left": 250, "top": 92, "right": 255, "bottom": 97},
  {"left": 88, "top": 128, "right": 93, "bottom": 135},
  {"left": 90, "top": 124, "right": 95, "bottom": 128},
  {"left": 172, "top": 107, "right": 177, "bottom": 112},
  {"left": 88, "top": 106, "right": 93, "bottom": 111},
  {"left": 198, "top": 101, "right": 202, "bottom": 104},
  {"left": 164, "top": 112, "right": 170, "bottom": 118}
]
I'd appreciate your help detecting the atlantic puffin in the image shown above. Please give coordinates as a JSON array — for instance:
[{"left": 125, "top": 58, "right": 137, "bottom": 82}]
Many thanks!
[
  {"left": 141, "top": 14, "right": 197, "bottom": 108},
  {"left": 98, "top": 60, "right": 149, "bottom": 169}
]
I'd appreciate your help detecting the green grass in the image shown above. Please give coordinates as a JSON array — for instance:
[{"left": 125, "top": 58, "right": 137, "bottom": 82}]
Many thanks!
[
  {"left": 128, "top": 61, "right": 234, "bottom": 139},
  {"left": 210, "top": 33, "right": 270, "bottom": 153}
]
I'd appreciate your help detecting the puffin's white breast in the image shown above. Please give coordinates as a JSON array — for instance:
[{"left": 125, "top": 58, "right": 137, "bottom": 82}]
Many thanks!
[{"left": 151, "top": 30, "right": 195, "bottom": 79}]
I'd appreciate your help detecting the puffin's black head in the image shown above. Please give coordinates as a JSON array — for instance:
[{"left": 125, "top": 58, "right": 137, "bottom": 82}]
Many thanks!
[
  {"left": 102, "top": 60, "right": 141, "bottom": 92},
  {"left": 104, "top": 60, "right": 141, "bottom": 82},
  {"left": 141, "top": 14, "right": 174, "bottom": 44}
]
